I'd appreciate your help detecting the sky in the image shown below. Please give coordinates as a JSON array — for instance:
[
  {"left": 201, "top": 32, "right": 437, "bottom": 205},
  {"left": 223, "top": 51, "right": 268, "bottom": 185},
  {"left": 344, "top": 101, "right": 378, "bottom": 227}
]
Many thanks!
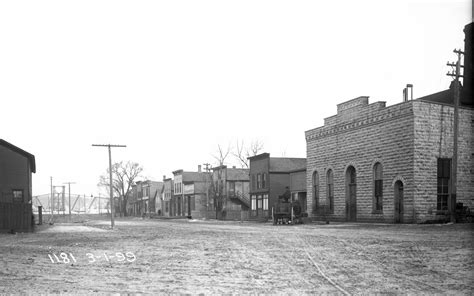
[{"left": 0, "top": 0, "right": 471, "bottom": 197}]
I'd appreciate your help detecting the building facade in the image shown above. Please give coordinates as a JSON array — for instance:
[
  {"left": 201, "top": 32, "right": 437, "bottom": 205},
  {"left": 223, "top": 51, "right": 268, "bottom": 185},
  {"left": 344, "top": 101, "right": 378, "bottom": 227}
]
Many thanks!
[
  {"left": 248, "top": 153, "right": 306, "bottom": 219},
  {"left": 289, "top": 169, "right": 307, "bottom": 214},
  {"left": 305, "top": 94, "right": 474, "bottom": 223},
  {"left": 172, "top": 167, "right": 209, "bottom": 218},
  {"left": 0, "top": 139, "right": 36, "bottom": 232},
  {"left": 161, "top": 176, "right": 173, "bottom": 217},
  {"left": 211, "top": 165, "right": 250, "bottom": 220},
  {"left": 129, "top": 180, "right": 163, "bottom": 216}
]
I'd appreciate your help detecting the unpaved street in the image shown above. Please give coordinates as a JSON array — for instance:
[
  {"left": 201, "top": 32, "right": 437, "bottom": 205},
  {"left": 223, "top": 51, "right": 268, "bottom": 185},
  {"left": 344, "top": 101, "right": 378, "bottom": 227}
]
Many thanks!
[{"left": 1, "top": 217, "right": 473, "bottom": 294}]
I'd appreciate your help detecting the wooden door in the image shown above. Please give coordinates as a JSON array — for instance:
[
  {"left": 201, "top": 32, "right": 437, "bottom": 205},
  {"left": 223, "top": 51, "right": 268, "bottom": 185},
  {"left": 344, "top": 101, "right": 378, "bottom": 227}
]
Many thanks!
[{"left": 394, "top": 181, "right": 404, "bottom": 223}]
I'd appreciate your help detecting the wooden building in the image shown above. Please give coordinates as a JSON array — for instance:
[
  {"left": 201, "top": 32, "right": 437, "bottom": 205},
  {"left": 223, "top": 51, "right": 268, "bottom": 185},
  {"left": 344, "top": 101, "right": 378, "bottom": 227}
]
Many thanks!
[
  {"left": 248, "top": 153, "right": 306, "bottom": 220},
  {"left": 211, "top": 165, "right": 250, "bottom": 220},
  {"left": 0, "top": 139, "right": 36, "bottom": 232}
]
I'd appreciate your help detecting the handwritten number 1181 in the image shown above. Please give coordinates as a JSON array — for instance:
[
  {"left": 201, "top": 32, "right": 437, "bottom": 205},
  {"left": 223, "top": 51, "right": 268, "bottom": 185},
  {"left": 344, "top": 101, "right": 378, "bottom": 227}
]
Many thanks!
[{"left": 48, "top": 252, "right": 76, "bottom": 263}]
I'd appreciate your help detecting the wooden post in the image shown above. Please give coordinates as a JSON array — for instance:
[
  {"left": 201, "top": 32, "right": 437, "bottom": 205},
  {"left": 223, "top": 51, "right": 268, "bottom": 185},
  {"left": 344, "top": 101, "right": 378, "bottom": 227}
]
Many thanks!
[{"left": 92, "top": 144, "right": 126, "bottom": 229}]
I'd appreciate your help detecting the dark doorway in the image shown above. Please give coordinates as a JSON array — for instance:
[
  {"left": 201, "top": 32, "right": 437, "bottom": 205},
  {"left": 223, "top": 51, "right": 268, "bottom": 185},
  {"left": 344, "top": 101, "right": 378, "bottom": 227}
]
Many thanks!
[
  {"left": 177, "top": 196, "right": 182, "bottom": 216},
  {"left": 187, "top": 196, "right": 191, "bottom": 217},
  {"left": 346, "top": 166, "right": 357, "bottom": 222},
  {"left": 394, "top": 181, "right": 404, "bottom": 223}
]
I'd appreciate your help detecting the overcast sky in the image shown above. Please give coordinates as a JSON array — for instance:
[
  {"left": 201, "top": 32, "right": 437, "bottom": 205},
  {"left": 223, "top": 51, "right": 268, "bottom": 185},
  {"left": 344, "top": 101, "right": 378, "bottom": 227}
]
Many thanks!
[{"left": 0, "top": 0, "right": 471, "bottom": 196}]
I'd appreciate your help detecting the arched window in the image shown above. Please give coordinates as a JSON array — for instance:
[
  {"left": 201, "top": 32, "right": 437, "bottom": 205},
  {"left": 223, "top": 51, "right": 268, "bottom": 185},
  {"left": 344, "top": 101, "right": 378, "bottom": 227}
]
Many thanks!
[
  {"left": 373, "top": 163, "right": 383, "bottom": 212},
  {"left": 327, "top": 169, "right": 334, "bottom": 213},
  {"left": 346, "top": 166, "right": 357, "bottom": 221},
  {"left": 312, "top": 171, "right": 319, "bottom": 213}
]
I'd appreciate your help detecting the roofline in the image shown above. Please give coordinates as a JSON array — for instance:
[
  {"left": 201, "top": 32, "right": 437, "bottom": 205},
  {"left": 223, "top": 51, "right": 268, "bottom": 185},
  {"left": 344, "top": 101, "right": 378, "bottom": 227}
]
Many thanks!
[
  {"left": 0, "top": 139, "right": 36, "bottom": 173},
  {"left": 247, "top": 152, "right": 270, "bottom": 161},
  {"left": 288, "top": 168, "right": 307, "bottom": 173}
]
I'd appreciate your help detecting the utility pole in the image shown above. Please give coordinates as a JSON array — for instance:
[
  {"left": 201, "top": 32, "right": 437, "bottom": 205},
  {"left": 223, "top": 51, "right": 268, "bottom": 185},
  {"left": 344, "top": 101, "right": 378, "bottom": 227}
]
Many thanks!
[
  {"left": 50, "top": 176, "right": 54, "bottom": 222},
  {"left": 63, "top": 182, "right": 76, "bottom": 217},
  {"left": 92, "top": 144, "right": 126, "bottom": 229},
  {"left": 203, "top": 163, "right": 211, "bottom": 216},
  {"left": 52, "top": 186, "right": 63, "bottom": 216},
  {"left": 447, "top": 48, "right": 464, "bottom": 223}
]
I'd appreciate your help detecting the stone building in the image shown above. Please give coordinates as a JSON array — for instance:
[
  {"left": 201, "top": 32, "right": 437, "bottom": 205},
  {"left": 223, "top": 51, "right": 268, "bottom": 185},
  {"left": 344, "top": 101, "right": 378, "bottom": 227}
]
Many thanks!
[
  {"left": 248, "top": 153, "right": 306, "bottom": 220},
  {"left": 305, "top": 22, "right": 473, "bottom": 224},
  {"left": 305, "top": 91, "right": 473, "bottom": 223}
]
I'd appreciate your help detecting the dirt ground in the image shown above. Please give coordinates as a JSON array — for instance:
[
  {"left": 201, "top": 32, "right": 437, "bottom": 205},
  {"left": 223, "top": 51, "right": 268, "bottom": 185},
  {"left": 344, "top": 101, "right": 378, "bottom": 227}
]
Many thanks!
[{"left": 1, "top": 215, "right": 473, "bottom": 294}]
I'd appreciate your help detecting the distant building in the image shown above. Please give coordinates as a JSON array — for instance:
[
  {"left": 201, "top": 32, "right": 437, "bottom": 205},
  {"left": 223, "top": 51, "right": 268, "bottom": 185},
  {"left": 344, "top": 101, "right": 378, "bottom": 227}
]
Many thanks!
[
  {"left": 0, "top": 139, "right": 36, "bottom": 232},
  {"left": 305, "top": 23, "right": 474, "bottom": 224},
  {"left": 172, "top": 166, "right": 209, "bottom": 218},
  {"left": 211, "top": 165, "right": 250, "bottom": 220},
  {"left": 248, "top": 153, "right": 306, "bottom": 220},
  {"left": 130, "top": 180, "right": 163, "bottom": 216},
  {"left": 161, "top": 176, "right": 173, "bottom": 217}
]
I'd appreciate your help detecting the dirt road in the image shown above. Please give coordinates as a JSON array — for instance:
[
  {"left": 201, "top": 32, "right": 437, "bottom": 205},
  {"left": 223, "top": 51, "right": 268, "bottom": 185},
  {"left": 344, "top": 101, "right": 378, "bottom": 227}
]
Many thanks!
[{"left": 1, "top": 217, "right": 473, "bottom": 294}]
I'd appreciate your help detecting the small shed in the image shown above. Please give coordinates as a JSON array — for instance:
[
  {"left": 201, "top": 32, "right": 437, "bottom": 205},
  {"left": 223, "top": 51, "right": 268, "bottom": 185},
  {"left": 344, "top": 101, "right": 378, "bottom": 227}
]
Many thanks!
[{"left": 0, "top": 139, "right": 36, "bottom": 232}]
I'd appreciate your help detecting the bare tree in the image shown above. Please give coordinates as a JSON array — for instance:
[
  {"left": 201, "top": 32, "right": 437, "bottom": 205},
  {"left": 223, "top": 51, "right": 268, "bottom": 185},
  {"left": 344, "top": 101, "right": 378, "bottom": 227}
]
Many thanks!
[
  {"left": 213, "top": 144, "right": 231, "bottom": 167},
  {"left": 210, "top": 144, "right": 233, "bottom": 219},
  {"left": 233, "top": 139, "right": 264, "bottom": 168},
  {"left": 98, "top": 161, "right": 143, "bottom": 217}
]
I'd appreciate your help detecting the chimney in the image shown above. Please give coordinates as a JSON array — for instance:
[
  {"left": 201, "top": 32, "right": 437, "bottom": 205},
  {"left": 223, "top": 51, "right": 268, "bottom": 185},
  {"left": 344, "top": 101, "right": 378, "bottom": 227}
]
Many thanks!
[
  {"left": 403, "top": 84, "right": 413, "bottom": 102},
  {"left": 232, "top": 166, "right": 236, "bottom": 169},
  {"left": 198, "top": 165, "right": 201, "bottom": 172},
  {"left": 462, "top": 22, "right": 473, "bottom": 105},
  {"left": 163, "top": 175, "right": 166, "bottom": 180},
  {"left": 407, "top": 84, "right": 413, "bottom": 100}
]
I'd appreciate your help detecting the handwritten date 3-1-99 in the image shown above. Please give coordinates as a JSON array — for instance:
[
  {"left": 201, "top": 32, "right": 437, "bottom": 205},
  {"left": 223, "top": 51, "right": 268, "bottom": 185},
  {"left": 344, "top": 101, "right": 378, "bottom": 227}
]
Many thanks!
[{"left": 48, "top": 252, "right": 136, "bottom": 264}]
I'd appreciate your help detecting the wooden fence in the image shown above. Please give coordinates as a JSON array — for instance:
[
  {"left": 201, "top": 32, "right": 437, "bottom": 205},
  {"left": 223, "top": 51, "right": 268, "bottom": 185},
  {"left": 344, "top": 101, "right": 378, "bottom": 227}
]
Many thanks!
[{"left": 0, "top": 202, "right": 32, "bottom": 232}]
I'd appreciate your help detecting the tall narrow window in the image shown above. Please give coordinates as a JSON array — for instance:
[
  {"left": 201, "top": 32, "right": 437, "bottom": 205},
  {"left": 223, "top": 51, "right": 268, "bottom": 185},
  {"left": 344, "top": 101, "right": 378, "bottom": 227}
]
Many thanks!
[
  {"left": 437, "top": 158, "right": 451, "bottom": 211},
  {"left": 263, "top": 194, "right": 268, "bottom": 210},
  {"left": 327, "top": 170, "right": 334, "bottom": 212},
  {"left": 251, "top": 195, "right": 256, "bottom": 210},
  {"left": 252, "top": 174, "right": 256, "bottom": 191},
  {"left": 228, "top": 181, "right": 235, "bottom": 195},
  {"left": 262, "top": 173, "right": 267, "bottom": 189},
  {"left": 312, "top": 171, "right": 319, "bottom": 213},
  {"left": 257, "top": 174, "right": 262, "bottom": 189},
  {"left": 373, "top": 163, "right": 383, "bottom": 212}
]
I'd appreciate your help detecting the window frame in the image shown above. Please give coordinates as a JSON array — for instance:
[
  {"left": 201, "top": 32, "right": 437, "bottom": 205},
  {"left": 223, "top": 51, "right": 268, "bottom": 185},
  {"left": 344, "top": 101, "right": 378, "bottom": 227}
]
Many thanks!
[
  {"left": 327, "top": 169, "right": 334, "bottom": 213},
  {"left": 373, "top": 163, "right": 383, "bottom": 213},
  {"left": 437, "top": 158, "right": 451, "bottom": 212},
  {"left": 12, "top": 189, "right": 24, "bottom": 203},
  {"left": 312, "top": 171, "right": 319, "bottom": 213}
]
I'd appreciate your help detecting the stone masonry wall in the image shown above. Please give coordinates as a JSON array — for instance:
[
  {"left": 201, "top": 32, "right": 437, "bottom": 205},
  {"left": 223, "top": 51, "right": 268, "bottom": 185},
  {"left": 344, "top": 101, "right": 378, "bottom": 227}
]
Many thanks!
[
  {"left": 413, "top": 100, "right": 474, "bottom": 221},
  {"left": 306, "top": 99, "right": 416, "bottom": 223}
]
